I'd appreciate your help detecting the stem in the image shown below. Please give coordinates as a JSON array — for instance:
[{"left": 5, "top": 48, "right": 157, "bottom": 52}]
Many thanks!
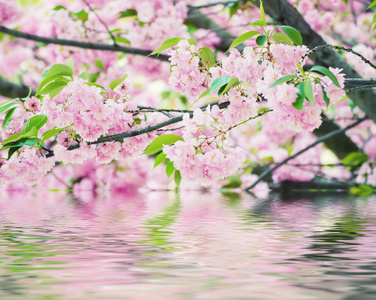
[
  {"left": 82, "top": 0, "right": 117, "bottom": 45},
  {"left": 245, "top": 117, "right": 366, "bottom": 191}
]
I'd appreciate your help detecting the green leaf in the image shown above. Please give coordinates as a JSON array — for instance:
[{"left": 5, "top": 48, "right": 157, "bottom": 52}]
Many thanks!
[
  {"left": 342, "top": 152, "right": 369, "bottom": 167},
  {"left": 218, "top": 77, "right": 240, "bottom": 96},
  {"left": 221, "top": 175, "right": 242, "bottom": 189},
  {"left": 188, "top": 37, "right": 197, "bottom": 45},
  {"left": 296, "top": 62, "right": 305, "bottom": 76},
  {"left": 280, "top": 26, "right": 303, "bottom": 46},
  {"left": 49, "top": 85, "right": 66, "bottom": 99},
  {"left": 95, "top": 59, "right": 105, "bottom": 71},
  {"left": 114, "top": 37, "right": 131, "bottom": 45},
  {"left": 41, "top": 127, "right": 67, "bottom": 143},
  {"left": 198, "top": 47, "right": 216, "bottom": 68},
  {"left": 149, "top": 37, "right": 184, "bottom": 56},
  {"left": 197, "top": 88, "right": 210, "bottom": 100},
  {"left": 257, "top": 107, "right": 271, "bottom": 114},
  {"left": 65, "top": 57, "right": 74, "bottom": 72},
  {"left": 36, "top": 75, "right": 65, "bottom": 95},
  {"left": 350, "top": 185, "right": 375, "bottom": 196},
  {"left": 0, "top": 102, "right": 17, "bottom": 114},
  {"left": 271, "top": 32, "right": 293, "bottom": 45},
  {"left": 229, "top": 3, "right": 241, "bottom": 18},
  {"left": 85, "top": 82, "right": 107, "bottom": 94},
  {"left": 38, "top": 79, "right": 69, "bottom": 98},
  {"left": 2, "top": 127, "right": 38, "bottom": 144},
  {"left": 248, "top": 20, "right": 265, "bottom": 27},
  {"left": 293, "top": 83, "right": 305, "bottom": 110},
  {"left": 22, "top": 115, "right": 48, "bottom": 134},
  {"left": 53, "top": 5, "right": 66, "bottom": 11},
  {"left": 166, "top": 160, "right": 175, "bottom": 178},
  {"left": 1, "top": 137, "right": 40, "bottom": 151},
  {"left": 304, "top": 79, "right": 314, "bottom": 104},
  {"left": 310, "top": 66, "right": 340, "bottom": 88},
  {"left": 154, "top": 152, "right": 167, "bottom": 168},
  {"left": 210, "top": 76, "right": 235, "bottom": 94},
  {"left": 174, "top": 170, "right": 182, "bottom": 188},
  {"left": 119, "top": 9, "right": 137, "bottom": 18},
  {"left": 73, "top": 9, "right": 89, "bottom": 22},
  {"left": 2, "top": 107, "right": 16, "bottom": 129},
  {"left": 43, "top": 64, "right": 73, "bottom": 79},
  {"left": 227, "top": 31, "right": 260, "bottom": 52},
  {"left": 7, "top": 147, "right": 21, "bottom": 160},
  {"left": 322, "top": 86, "right": 330, "bottom": 107},
  {"left": 269, "top": 75, "right": 298, "bottom": 88},
  {"left": 36, "top": 63, "right": 73, "bottom": 95},
  {"left": 368, "top": 0, "right": 376, "bottom": 9},
  {"left": 109, "top": 74, "right": 128, "bottom": 91},
  {"left": 256, "top": 34, "right": 266, "bottom": 46},
  {"left": 259, "top": 0, "right": 266, "bottom": 25},
  {"left": 144, "top": 134, "right": 184, "bottom": 155},
  {"left": 80, "top": 72, "right": 90, "bottom": 80}
]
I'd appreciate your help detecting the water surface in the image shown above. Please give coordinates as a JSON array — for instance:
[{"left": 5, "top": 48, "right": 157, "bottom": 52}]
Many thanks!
[{"left": 0, "top": 190, "right": 375, "bottom": 299}]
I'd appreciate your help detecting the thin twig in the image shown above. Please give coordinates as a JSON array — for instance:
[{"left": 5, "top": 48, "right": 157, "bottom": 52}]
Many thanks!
[
  {"left": 302, "top": 44, "right": 376, "bottom": 71},
  {"left": 245, "top": 117, "right": 367, "bottom": 191},
  {"left": 345, "top": 85, "right": 376, "bottom": 92},
  {"left": 138, "top": 106, "right": 194, "bottom": 113},
  {"left": 286, "top": 163, "right": 345, "bottom": 167},
  {"left": 0, "top": 25, "right": 169, "bottom": 62},
  {"left": 82, "top": 0, "right": 117, "bottom": 45},
  {"left": 50, "top": 171, "right": 70, "bottom": 188},
  {"left": 157, "top": 126, "right": 184, "bottom": 132}
]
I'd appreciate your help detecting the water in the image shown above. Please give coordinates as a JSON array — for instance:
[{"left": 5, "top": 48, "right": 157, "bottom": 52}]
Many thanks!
[{"left": 0, "top": 190, "right": 376, "bottom": 299}]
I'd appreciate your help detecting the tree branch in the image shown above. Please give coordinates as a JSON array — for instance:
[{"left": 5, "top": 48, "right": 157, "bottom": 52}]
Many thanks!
[
  {"left": 186, "top": 7, "right": 361, "bottom": 159},
  {"left": 0, "top": 25, "right": 169, "bottom": 62},
  {"left": 245, "top": 117, "right": 366, "bottom": 191},
  {"left": 45, "top": 101, "right": 231, "bottom": 157},
  {"left": 261, "top": 0, "right": 376, "bottom": 124},
  {"left": 0, "top": 78, "right": 33, "bottom": 99},
  {"left": 188, "top": 0, "right": 252, "bottom": 10}
]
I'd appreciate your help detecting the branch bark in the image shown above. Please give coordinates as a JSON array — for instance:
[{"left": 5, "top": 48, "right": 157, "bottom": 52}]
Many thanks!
[
  {"left": 245, "top": 117, "right": 366, "bottom": 191},
  {"left": 262, "top": 0, "right": 376, "bottom": 123},
  {"left": 0, "top": 25, "right": 169, "bottom": 62},
  {"left": 0, "top": 78, "right": 33, "bottom": 99}
]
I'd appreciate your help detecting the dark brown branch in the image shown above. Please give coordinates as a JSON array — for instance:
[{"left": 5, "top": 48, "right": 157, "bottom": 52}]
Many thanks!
[
  {"left": 245, "top": 117, "right": 366, "bottom": 191},
  {"left": 261, "top": 0, "right": 376, "bottom": 124},
  {"left": 0, "top": 78, "right": 34, "bottom": 99},
  {"left": 188, "top": 0, "right": 252, "bottom": 10},
  {"left": 0, "top": 25, "right": 169, "bottom": 62}
]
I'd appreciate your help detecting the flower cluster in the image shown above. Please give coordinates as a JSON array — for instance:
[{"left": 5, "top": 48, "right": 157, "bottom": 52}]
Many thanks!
[
  {"left": 169, "top": 40, "right": 209, "bottom": 99},
  {"left": 0, "top": 147, "right": 55, "bottom": 186}
]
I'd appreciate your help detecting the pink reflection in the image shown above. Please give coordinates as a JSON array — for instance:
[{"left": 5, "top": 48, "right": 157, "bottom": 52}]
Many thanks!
[{"left": 0, "top": 192, "right": 373, "bottom": 299}]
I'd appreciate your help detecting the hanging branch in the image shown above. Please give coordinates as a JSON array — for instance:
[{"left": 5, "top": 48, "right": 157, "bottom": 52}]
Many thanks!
[
  {"left": 245, "top": 117, "right": 366, "bottom": 191},
  {"left": 0, "top": 25, "right": 169, "bottom": 62}
]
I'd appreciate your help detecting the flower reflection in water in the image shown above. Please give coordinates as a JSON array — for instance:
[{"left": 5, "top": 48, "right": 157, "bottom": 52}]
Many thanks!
[{"left": 0, "top": 190, "right": 375, "bottom": 299}]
